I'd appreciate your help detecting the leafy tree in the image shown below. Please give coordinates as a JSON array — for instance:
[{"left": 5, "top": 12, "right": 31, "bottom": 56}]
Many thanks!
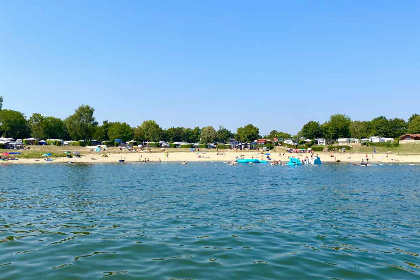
[
  {"left": 216, "top": 126, "right": 233, "bottom": 143},
  {"left": 0, "top": 109, "right": 30, "bottom": 138},
  {"left": 28, "top": 113, "right": 45, "bottom": 139},
  {"left": 299, "top": 121, "right": 322, "bottom": 139},
  {"left": 108, "top": 122, "right": 134, "bottom": 142},
  {"left": 137, "top": 120, "right": 163, "bottom": 142},
  {"left": 236, "top": 124, "right": 259, "bottom": 142},
  {"left": 322, "top": 114, "right": 351, "bottom": 139},
  {"left": 407, "top": 115, "right": 420, "bottom": 134},
  {"left": 64, "top": 105, "right": 97, "bottom": 141},
  {"left": 200, "top": 126, "right": 217, "bottom": 143},
  {"left": 267, "top": 130, "right": 291, "bottom": 141},
  {"left": 165, "top": 127, "right": 185, "bottom": 142},
  {"left": 93, "top": 120, "right": 111, "bottom": 141},
  {"left": 43, "top": 117, "right": 66, "bottom": 139},
  {"left": 184, "top": 127, "right": 201, "bottom": 143},
  {"left": 408, "top": 114, "right": 420, "bottom": 124},
  {"left": 369, "top": 116, "right": 392, "bottom": 137},
  {"left": 388, "top": 118, "right": 407, "bottom": 138},
  {"left": 350, "top": 121, "right": 370, "bottom": 139},
  {"left": 133, "top": 126, "right": 145, "bottom": 142}
]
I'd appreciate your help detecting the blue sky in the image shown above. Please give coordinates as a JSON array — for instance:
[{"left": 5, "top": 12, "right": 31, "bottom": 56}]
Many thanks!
[{"left": 1, "top": 1, "right": 419, "bottom": 135}]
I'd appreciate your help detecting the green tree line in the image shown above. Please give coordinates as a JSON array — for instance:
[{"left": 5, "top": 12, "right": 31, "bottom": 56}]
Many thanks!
[{"left": 0, "top": 101, "right": 419, "bottom": 143}]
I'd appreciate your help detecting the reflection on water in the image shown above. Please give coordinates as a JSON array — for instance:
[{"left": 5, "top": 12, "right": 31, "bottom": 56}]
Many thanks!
[{"left": 0, "top": 163, "right": 419, "bottom": 279}]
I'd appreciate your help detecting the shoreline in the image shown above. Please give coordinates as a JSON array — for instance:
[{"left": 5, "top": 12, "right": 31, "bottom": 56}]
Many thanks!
[{"left": 2, "top": 150, "right": 420, "bottom": 165}]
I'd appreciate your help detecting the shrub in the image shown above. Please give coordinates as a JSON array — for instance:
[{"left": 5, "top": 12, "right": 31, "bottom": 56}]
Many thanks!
[
  {"left": 198, "top": 144, "right": 207, "bottom": 148},
  {"left": 216, "top": 144, "right": 230, "bottom": 149},
  {"left": 70, "top": 141, "right": 84, "bottom": 146},
  {"left": 169, "top": 143, "right": 177, "bottom": 148},
  {"left": 23, "top": 139, "right": 29, "bottom": 145},
  {"left": 46, "top": 140, "right": 62, "bottom": 146},
  {"left": 181, "top": 144, "right": 193, "bottom": 148},
  {"left": 152, "top": 142, "right": 160, "bottom": 148},
  {"left": 114, "top": 141, "right": 119, "bottom": 147},
  {"left": 0, "top": 143, "right": 5, "bottom": 149}
]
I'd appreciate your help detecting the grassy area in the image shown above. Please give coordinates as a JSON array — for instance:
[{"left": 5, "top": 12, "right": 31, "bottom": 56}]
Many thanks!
[
  {"left": 351, "top": 143, "right": 420, "bottom": 155},
  {"left": 0, "top": 149, "right": 68, "bottom": 159}
]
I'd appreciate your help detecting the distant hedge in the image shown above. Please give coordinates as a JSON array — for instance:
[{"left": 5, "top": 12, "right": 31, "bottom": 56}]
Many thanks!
[
  {"left": 198, "top": 144, "right": 207, "bottom": 148},
  {"left": 181, "top": 144, "right": 193, "bottom": 148},
  {"left": 216, "top": 145, "right": 230, "bottom": 149},
  {"left": 70, "top": 141, "right": 84, "bottom": 146},
  {"left": 47, "top": 140, "right": 62, "bottom": 146}
]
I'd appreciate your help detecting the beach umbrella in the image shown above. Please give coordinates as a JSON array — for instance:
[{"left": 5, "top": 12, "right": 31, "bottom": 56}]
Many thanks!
[{"left": 265, "top": 153, "right": 270, "bottom": 155}]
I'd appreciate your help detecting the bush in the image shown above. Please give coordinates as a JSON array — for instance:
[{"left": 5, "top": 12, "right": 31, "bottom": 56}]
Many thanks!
[
  {"left": 114, "top": 141, "right": 119, "bottom": 147},
  {"left": 216, "top": 144, "right": 230, "bottom": 149},
  {"left": 198, "top": 144, "right": 207, "bottom": 148},
  {"left": 23, "top": 139, "right": 29, "bottom": 145},
  {"left": 181, "top": 144, "right": 193, "bottom": 148},
  {"left": 152, "top": 142, "right": 160, "bottom": 148},
  {"left": 0, "top": 143, "right": 5, "bottom": 149},
  {"left": 46, "top": 140, "right": 62, "bottom": 146},
  {"left": 70, "top": 141, "right": 84, "bottom": 146},
  {"left": 169, "top": 143, "right": 177, "bottom": 148}
]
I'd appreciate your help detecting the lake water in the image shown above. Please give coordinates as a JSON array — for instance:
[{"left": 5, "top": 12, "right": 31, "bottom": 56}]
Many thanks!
[{"left": 0, "top": 163, "right": 419, "bottom": 279}]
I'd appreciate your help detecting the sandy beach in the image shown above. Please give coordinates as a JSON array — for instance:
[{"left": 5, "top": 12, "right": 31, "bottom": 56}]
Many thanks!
[{"left": 2, "top": 147, "right": 420, "bottom": 165}]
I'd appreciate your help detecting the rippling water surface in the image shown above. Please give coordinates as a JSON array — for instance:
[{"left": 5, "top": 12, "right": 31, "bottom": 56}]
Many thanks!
[{"left": 0, "top": 163, "right": 419, "bottom": 279}]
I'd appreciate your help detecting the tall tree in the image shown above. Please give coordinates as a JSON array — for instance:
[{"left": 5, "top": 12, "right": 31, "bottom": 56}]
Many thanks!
[
  {"left": 388, "top": 118, "right": 407, "bottom": 138},
  {"left": 28, "top": 113, "right": 45, "bottom": 139},
  {"left": 64, "top": 105, "right": 97, "bottom": 141},
  {"left": 94, "top": 120, "right": 112, "bottom": 141},
  {"left": 322, "top": 114, "right": 351, "bottom": 139},
  {"left": 299, "top": 121, "right": 322, "bottom": 139},
  {"left": 408, "top": 114, "right": 420, "bottom": 124},
  {"left": 407, "top": 115, "right": 420, "bottom": 134},
  {"left": 200, "top": 126, "right": 217, "bottom": 143},
  {"left": 43, "top": 117, "right": 66, "bottom": 139},
  {"left": 137, "top": 120, "right": 163, "bottom": 142},
  {"left": 0, "top": 109, "right": 30, "bottom": 138},
  {"left": 216, "top": 126, "right": 233, "bottom": 143},
  {"left": 369, "top": 116, "right": 391, "bottom": 137},
  {"left": 350, "top": 121, "right": 370, "bottom": 139},
  {"left": 165, "top": 127, "right": 185, "bottom": 142},
  {"left": 184, "top": 127, "right": 201, "bottom": 143},
  {"left": 236, "top": 124, "right": 259, "bottom": 142},
  {"left": 133, "top": 126, "right": 145, "bottom": 142},
  {"left": 107, "top": 122, "right": 134, "bottom": 142}
]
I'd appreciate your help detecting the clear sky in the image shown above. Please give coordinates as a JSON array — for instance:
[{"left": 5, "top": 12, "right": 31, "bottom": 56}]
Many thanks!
[{"left": 1, "top": 1, "right": 419, "bottom": 135}]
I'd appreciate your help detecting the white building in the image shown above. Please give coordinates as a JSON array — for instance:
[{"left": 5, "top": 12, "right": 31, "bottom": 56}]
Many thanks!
[
  {"left": 337, "top": 138, "right": 349, "bottom": 145},
  {"left": 369, "top": 136, "right": 393, "bottom": 143},
  {"left": 315, "top": 138, "right": 326, "bottom": 145}
]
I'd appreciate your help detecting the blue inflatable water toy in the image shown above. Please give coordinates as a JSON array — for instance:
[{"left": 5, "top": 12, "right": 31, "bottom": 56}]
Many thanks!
[{"left": 287, "top": 157, "right": 302, "bottom": 166}]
